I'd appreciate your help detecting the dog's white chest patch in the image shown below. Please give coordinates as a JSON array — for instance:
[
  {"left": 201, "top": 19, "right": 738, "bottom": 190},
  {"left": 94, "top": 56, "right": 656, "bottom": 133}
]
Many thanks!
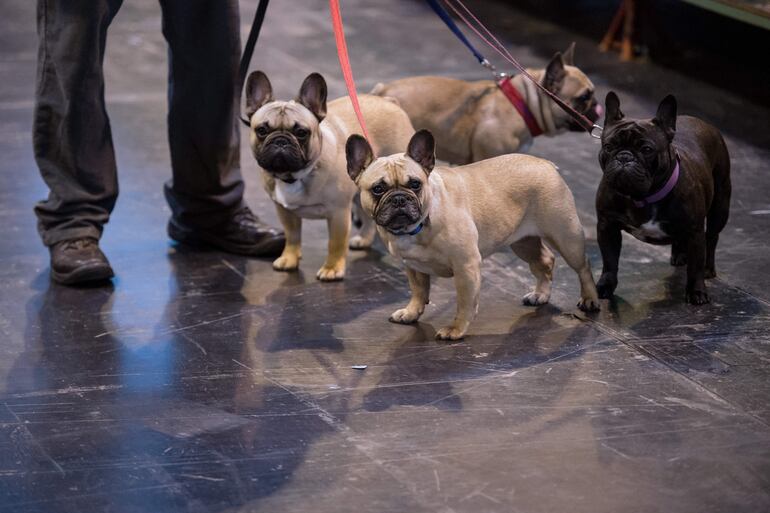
[
  {"left": 272, "top": 180, "right": 327, "bottom": 219},
  {"left": 273, "top": 180, "right": 305, "bottom": 209},
  {"left": 629, "top": 207, "right": 670, "bottom": 243}
]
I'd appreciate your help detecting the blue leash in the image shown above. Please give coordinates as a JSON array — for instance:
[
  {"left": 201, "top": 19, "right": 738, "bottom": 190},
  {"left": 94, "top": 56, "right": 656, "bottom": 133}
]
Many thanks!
[{"left": 424, "top": 0, "right": 496, "bottom": 74}]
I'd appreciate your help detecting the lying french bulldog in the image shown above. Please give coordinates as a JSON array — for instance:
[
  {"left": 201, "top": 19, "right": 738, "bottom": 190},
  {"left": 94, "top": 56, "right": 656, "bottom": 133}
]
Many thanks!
[
  {"left": 346, "top": 129, "right": 600, "bottom": 340},
  {"left": 371, "top": 43, "right": 601, "bottom": 165},
  {"left": 595, "top": 92, "right": 731, "bottom": 305},
  {"left": 244, "top": 71, "right": 414, "bottom": 280}
]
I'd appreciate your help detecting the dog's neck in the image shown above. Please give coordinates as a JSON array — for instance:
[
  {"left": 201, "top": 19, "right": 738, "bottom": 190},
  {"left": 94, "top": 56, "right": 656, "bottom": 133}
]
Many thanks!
[{"left": 511, "top": 71, "right": 560, "bottom": 137}]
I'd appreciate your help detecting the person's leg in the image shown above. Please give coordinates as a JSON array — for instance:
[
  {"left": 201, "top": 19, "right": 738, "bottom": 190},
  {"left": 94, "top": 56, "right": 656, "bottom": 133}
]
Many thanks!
[
  {"left": 160, "top": 0, "right": 283, "bottom": 256},
  {"left": 33, "top": 0, "right": 123, "bottom": 283}
]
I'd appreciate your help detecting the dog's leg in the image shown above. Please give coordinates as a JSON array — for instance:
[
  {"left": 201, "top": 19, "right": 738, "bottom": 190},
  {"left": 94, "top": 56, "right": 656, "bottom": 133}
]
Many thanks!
[
  {"left": 436, "top": 256, "right": 481, "bottom": 341},
  {"left": 349, "top": 195, "right": 376, "bottom": 250},
  {"left": 546, "top": 226, "right": 600, "bottom": 312},
  {"left": 389, "top": 268, "right": 431, "bottom": 324},
  {"left": 670, "top": 239, "right": 687, "bottom": 266},
  {"left": 272, "top": 204, "right": 302, "bottom": 272},
  {"left": 705, "top": 176, "right": 731, "bottom": 279},
  {"left": 596, "top": 216, "right": 622, "bottom": 300},
  {"left": 685, "top": 230, "right": 710, "bottom": 305},
  {"left": 317, "top": 208, "right": 351, "bottom": 281},
  {"left": 511, "top": 236, "right": 554, "bottom": 306}
]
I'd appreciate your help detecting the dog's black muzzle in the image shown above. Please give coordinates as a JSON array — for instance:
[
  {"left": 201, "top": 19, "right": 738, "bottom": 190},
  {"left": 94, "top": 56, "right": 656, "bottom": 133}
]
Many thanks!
[{"left": 375, "top": 191, "right": 422, "bottom": 232}]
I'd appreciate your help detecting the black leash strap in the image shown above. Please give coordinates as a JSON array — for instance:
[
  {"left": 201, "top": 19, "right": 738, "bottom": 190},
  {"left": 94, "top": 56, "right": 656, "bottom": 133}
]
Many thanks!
[{"left": 239, "top": 0, "right": 271, "bottom": 126}]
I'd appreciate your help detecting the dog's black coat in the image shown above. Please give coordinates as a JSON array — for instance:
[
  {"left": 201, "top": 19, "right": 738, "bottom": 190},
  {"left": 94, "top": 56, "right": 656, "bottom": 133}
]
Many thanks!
[{"left": 595, "top": 92, "right": 731, "bottom": 305}]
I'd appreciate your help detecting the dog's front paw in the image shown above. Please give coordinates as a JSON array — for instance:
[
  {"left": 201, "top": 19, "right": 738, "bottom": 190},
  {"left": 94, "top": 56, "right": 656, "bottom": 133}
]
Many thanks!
[
  {"left": 389, "top": 307, "right": 421, "bottom": 324},
  {"left": 704, "top": 267, "right": 717, "bottom": 279},
  {"left": 435, "top": 326, "right": 466, "bottom": 341},
  {"left": 686, "top": 288, "right": 710, "bottom": 305},
  {"left": 273, "top": 253, "right": 300, "bottom": 272},
  {"left": 522, "top": 291, "right": 550, "bottom": 306},
  {"left": 577, "top": 297, "right": 601, "bottom": 312},
  {"left": 316, "top": 263, "right": 345, "bottom": 281},
  {"left": 349, "top": 234, "right": 373, "bottom": 250},
  {"left": 596, "top": 273, "right": 617, "bottom": 299}
]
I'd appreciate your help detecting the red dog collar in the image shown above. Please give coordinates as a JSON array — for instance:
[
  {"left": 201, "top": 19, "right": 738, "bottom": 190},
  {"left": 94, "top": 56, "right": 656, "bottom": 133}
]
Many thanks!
[{"left": 497, "top": 76, "right": 543, "bottom": 137}]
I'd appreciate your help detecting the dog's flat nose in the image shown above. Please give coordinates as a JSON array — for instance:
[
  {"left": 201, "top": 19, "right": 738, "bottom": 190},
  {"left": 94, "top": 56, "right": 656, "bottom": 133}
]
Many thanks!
[
  {"left": 617, "top": 151, "right": 634, "bottom": 163},
  {"left": 273, "top": 136, "right": 290, "bottom": 147},
  {"left": 392, "top": 194, "right": 407, "bottom": 207}
]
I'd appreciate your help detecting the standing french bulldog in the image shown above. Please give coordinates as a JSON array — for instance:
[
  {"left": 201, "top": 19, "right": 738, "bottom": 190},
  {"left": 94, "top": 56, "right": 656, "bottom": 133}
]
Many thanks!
[
  {"left": 595, "top": 92, "right": 731, "bottom": 305},
  {"left": 346, "top": 129, "right": 600, "bottom": 340},
  {"left": 371, "top": 44, "right": 601, "bottom": 164},
  {"left": 244, "top": 71, "right": 415, "bottom": 280}
]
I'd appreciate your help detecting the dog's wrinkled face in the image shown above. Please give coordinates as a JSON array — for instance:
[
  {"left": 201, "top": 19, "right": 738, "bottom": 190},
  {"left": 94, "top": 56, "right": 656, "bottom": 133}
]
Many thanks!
[
  {"left": 244, "top": 71, "right": 327, "bottom": 183},
  {"left": 346, "top": 130, "right": 435, "bottom": 235},
  {"left": 599, "top": 92, "right": 678, "bottom": 199},
  {"left": 544, "top": 43, "right": 601, "bottom": 131}
]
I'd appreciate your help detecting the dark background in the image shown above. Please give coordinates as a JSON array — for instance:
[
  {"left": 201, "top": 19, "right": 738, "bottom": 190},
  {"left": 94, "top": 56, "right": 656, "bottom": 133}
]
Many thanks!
[{"left": 487, "top": 0, "right": 770, "bottom": 107}]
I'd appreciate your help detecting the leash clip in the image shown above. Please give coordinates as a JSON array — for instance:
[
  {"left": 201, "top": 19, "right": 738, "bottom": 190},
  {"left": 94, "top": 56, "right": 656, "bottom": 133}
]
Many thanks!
[{"left": 590, "top": 124, "right": 603, "bottom": 139}]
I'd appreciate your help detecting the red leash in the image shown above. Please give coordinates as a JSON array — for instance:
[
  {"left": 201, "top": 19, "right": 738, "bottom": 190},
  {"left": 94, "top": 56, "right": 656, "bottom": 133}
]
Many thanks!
[{"left": 329, "top": 0, "right": 371, "bottom": 142}]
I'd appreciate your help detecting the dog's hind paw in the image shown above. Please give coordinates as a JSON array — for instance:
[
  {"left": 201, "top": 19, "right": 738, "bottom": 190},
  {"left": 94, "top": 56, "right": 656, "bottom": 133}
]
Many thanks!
[
  {"left": 435, "top": 326, "right": 466, "bottom": 341},
  {"left": 389, "top": 308, "right": 421, "bottom": 324},
  {"left": 577, "top": 297, "right": 601, "bottom": 312}
]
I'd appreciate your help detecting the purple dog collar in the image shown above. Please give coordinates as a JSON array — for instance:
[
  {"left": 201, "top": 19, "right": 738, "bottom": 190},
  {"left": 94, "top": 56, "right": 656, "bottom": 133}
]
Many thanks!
[{"left": 634, "top": 156, "right": 680, "bottom": 208}]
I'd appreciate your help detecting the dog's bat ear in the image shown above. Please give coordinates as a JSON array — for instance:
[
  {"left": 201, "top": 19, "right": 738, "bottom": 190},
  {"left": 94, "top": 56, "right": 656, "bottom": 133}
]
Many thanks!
[
  {"left": 654, "top": 94, "right": 677, "bottom": 140},
  {"left": 245, "top": 71, "right": 274, "bottom": 121},
  {"left": 563, "top": 42, "right": 576, "bottom": 66},
  {"left": 604, "top": 91, "right": 624, "bottom": 125},
  {"left": 297, "top": 72, "right": 328, "bottom": 122},
  {"left": 346, "top": 135, "right": 374, "bottom": 183},
  {"left": 544, "top": 52, "right": 567, "bottom": 92},
  {"left": 406, "top": 129, "right": 435, "bottom": 174}
]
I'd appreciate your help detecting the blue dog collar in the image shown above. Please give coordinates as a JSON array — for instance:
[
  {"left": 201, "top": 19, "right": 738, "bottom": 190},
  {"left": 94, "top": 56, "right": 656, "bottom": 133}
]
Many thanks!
[
  {"left": 407, "top": 223, "right": 423, "bottom": 236},
  {"left": 390, "top": 222, "right": 424, "bottom": 237}
]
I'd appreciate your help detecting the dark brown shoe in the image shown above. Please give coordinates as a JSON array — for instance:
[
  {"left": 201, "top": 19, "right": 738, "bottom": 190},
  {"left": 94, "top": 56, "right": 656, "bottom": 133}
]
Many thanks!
[
  {"left": 50, "top": 238, "right": 114, "bottom": 285},
  {"left": 168, "top": 207, "right": 285, "bottom": 257}
]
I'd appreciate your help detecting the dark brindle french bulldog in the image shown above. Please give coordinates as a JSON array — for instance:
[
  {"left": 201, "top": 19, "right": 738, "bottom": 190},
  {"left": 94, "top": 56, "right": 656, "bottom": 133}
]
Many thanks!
[{"left": 595, "top": 92, "right": 731, "bottom": 305}]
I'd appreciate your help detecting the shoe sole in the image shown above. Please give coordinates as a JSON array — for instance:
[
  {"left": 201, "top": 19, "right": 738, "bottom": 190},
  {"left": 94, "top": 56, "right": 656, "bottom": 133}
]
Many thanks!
[
  {"left": 168, "top": 221, "right": 285, "bottom": 258},
  {"left": 51, "top": 264, "right": 114, "bottom": 286}
]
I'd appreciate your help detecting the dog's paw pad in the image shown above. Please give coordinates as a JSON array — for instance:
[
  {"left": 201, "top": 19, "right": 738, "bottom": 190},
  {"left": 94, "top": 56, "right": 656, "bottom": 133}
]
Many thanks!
[
  {"left": 349, "top": 235, "right": 373, "bottom": 250},
  {"left": 389, "top": 308, "right": 420, "bottom": 324},
  {"left": 316, "top": 265, "right": 345, "bottom": 281},
  {"left": 577, "top": 297, "right": 601, "bottom": 312},
  {"left": 273, "top": 255, "right": 300, "bottom": 272},
  {"left": 522, "top": 292, "right": 550, "bottom": 306},
  {"left": 435, "top": 327, "right": 465, "bottom": 341}
]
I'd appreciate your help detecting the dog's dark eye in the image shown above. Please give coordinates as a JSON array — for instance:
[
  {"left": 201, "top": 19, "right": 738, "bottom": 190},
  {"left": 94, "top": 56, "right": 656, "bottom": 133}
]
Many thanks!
[
  {"left": 256, "top": 125, "right": 268, "bottom": 138},
  {"left": 371, "top": 184, "right": 386, "bottom": 196},
  {"left": 407, "top": 179, "right": 422, "bottom": 192},
  {"left": 641, "top": 145, "right": 655, "bottom": 155},
  {"left": 293, "top": 127, "right": 309, "bottom": 139}
]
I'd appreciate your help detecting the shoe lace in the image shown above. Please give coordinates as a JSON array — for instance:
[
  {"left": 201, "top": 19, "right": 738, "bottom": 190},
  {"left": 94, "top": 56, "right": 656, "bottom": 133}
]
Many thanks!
[
  {"left": 60, "top": 238, "right": 96, "bottom": 251},
  {"left": 233, "top": 207, "right": 257, "bottom": 224}
]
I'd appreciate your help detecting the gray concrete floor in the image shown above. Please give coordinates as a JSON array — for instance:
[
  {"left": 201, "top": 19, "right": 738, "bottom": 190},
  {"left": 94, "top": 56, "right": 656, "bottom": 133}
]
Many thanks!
[{"left": 1, "top": 1, "right": 770, "bottom": 512}]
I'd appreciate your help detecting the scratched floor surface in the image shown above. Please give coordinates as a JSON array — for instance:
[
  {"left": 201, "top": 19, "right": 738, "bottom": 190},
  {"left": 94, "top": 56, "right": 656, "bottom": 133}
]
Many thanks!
[{"left": 1, "top": 1, "right": 770, "bottom": 512}]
